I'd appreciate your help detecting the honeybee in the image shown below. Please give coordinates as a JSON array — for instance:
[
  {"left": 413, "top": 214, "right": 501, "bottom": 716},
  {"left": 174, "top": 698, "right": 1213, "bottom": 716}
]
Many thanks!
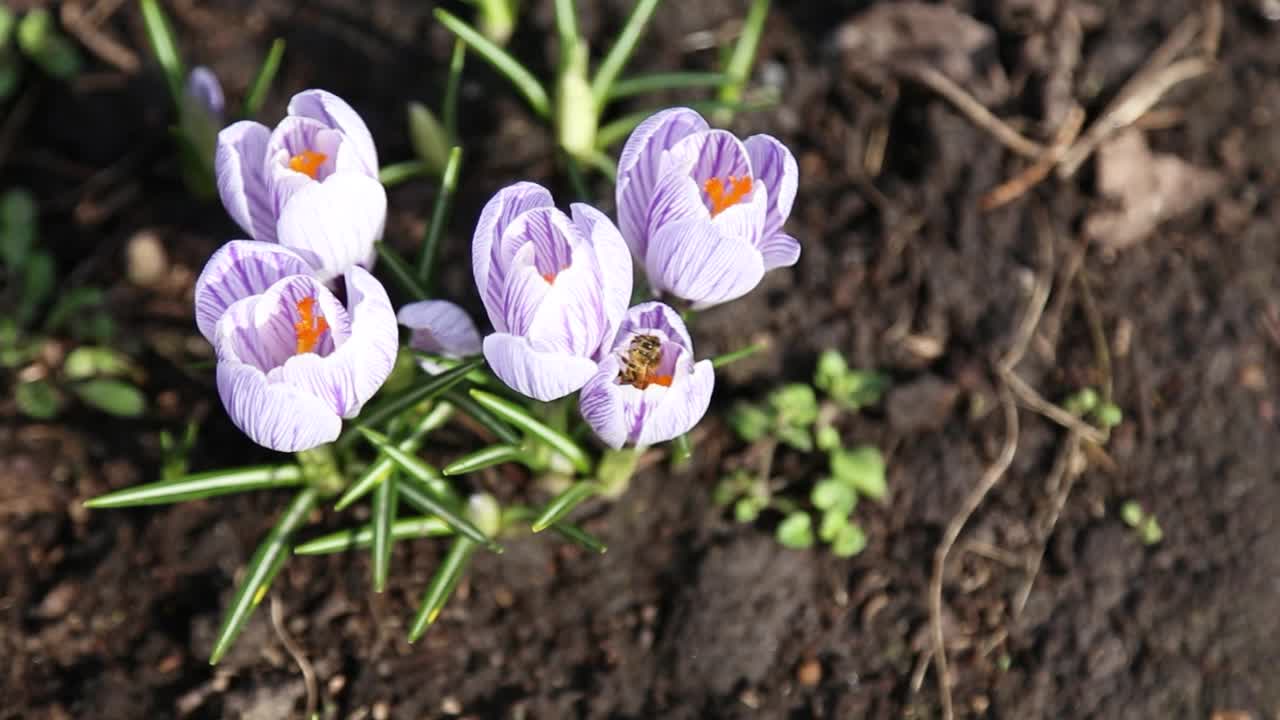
[{"left": 618, "top": 334, "right": 664, "bottom": 389}]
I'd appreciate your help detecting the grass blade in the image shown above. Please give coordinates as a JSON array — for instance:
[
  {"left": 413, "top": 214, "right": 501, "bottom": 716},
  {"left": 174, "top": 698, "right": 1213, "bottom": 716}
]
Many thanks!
[
  {"left": 716, "top": 0, "right": 770, "bottom": 114},
  {"left": 531, "top": 481, "right": 599, "bottom": 532},
  {"left": 443, "top": 38, "right": 466, "bottom": 142},
  {"left": 374, "top": 242, "right": 428, "bottom": 301},
  {"left": 434, "top": 8, "right": 550, "bottom": 118},
  {"left": 209, "top": 486, "right": 317, "bottom": 664},
  {"left": 607, "top": 71, "right": 728, "bottom": 101},
  {"left": 445, "top": 387, "right": 522, "bottom": 445},
  {"left": 590, "top": 0, "right": 662, "bottom": 111},
  {"left": 294, "top": 516, "right": 452, "bottom": 555},
  {"left": 469, "top": 389, "right": 593, "bottom": 474},
  {"left": 711, "top": 342, "right": 766, "bottom": 369},
  {"left": 338, "top": 358, "right": 483, "bottom": 448},
  {"left": 504, "top": 506, "right": 607, "bottom": 554},
  {"left": 335, "top": 401, "right": 453, "bottom": 510},
  {"left": 553, "top": 0, "right": 580, "bottom": 53},
  {"left": 371, "top": 473, "right": 398, "bottom": 592},
  {"left": 138, "top": 0, "right": 185, "bottom": 103},
  {"left": 85, "top": 465, "right": 303, "bottom": 508},
  {"left": 379, "top": 160, "right": 434, "bottom": 188},
  {"left": 407, "top": 536, "right": 476, "bottom": 642},
  {"left": 417, "top": 146, "right": 463, "bottom": 289},
  {"left": 242, "top": 38, "right": 285, "bottom": 118},
  {"left": 442, "top": 444, "right": 525, "bottom": 476},
  {"left": 361, "top": 430, "right": 501, "bottom": 553}
]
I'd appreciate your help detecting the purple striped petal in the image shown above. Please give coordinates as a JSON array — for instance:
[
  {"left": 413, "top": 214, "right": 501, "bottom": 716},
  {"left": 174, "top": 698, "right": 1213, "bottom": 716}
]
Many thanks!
[
  {"left": 193, "top": 240, "right": 314, "bottom": 343},
  {"left": 616, "top": 108, "right": 708, "bottom": 259},
  {"left": 571, "top": 203, "right": 632, "bottom": 359},
  {"left": 397, "top": 300, "right": 482, "bottom": 357},
  {"left": 759, "top": 232, "right": 801, "bottom": 271},
  {"left": 217, "top": 360, "right": 342, "bottom": 452},
  {"left": 612, "top": 301, "right": 692, "bottom": 354},
  {"left": 287, "top": 89, "right": 379, "bottom": 178},
  {"left": 744, "top": 134, "right": 798, "bottom": 241},
  {"left": 215, "top": 121, "right": 275, "bottom": 242},
  {"left": 276, "top": 173, "right": 387, "bottom": 281},
  {"left": 578, "top": 355, "right": 714, "bottom": 449},
  {"left": 472, "top": 182, "right": 554, "bottom": 331},
  {"left": 482, "top": 332, "right": 600, "bottom": 402},
  {"left": 524, "top": 254, "right": 606, "bottom": 357},
  {"left": 271, "top": 267, "right": 398, "bottom": 418},
  {"left": 635, "top": 358, "right": 713, "bottom": 446},
  {"left": 644, "top": 217, "right": 765, "bottom": 309},
  {"left": 214, "top": 275, "right": 351, "bottom": 372},
  {"left": 186, "top": 66, "right": 224, "bottom": 120}
]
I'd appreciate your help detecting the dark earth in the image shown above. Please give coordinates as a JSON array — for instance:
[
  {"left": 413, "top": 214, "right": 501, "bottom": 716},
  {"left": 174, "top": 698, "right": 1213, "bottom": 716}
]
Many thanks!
[{"left": 3, "top": 0, "right": 1280, "bottom": 718}]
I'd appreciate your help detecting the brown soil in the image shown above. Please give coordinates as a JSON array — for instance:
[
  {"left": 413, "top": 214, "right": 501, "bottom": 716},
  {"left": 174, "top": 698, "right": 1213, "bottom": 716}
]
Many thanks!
[{"left": 3, "top": 1, "right": 1279, "bottom": 718}]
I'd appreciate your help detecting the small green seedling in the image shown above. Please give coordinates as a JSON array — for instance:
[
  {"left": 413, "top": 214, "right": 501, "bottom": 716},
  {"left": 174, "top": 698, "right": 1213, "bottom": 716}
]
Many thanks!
[
  {"left": 1064, "top": 386, "right": 1124, "bottom": 430},
  {"left": 717, "top": 350, "right": 890, "bottom": 557},
  {"left": 1120, "top": 500, "right": 1163, "bottom": 545}
]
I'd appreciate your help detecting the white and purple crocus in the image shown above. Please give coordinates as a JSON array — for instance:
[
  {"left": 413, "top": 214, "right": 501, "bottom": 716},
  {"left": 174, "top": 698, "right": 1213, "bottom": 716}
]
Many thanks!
[
  {"left": 215, "top": 89, "right": 387, "bottom": 281},
  {"left": 194, "top": 241, "right": 399, "bottom": 452},
  {"left": 578, "top": 302, "right": 714, "bottom": 449},
  {"left": 616, "top": 107, "right": 800, "bottom": 309},
  {"left": 471, "top": 182, "right": 633, "bottom": 402}
]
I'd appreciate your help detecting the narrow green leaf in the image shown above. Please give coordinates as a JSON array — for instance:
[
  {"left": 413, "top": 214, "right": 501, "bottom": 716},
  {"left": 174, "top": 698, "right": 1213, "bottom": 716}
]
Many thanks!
[
  {"left": 85, "top": 465, "right": 303, "bottom": 508},
  {"left": 503, "top": 506, "right": 607, "bottom": 554},
  {"left": 360, "top": 430, "right": 501, "bottom": 553},
  {"left": 434, "top": 8, "right": 550, "bottom": 118},
  {"left": 374, "top": 242, "right": 428, "bottom": 301},
  {"left": 18, "top": 251, "right": 53, "bottom": 328},
  {"left": 531, "top": 481, "right": 599, "bottom": 532},
  {"left": 717, "top": 0, "right": 770, "bottom": 115},
  {"left": 553, "top": 0, "right": 579, "bottom": 52},
  {"left": 210, "top": 486, "right": 317, "bottom": 664},
  {"left": 138, "top": 0, "right": 186, "bottom": 103},
  {"left": 712, "top": 343, "right": 766, "bottom": 369},
  {"left": 371, "top": 473, "right": 397, "bottom": 592},
  {"left": 242, "top": 38, "right": 285, "bottom": 118},
  {"left": 334, "top": 401, "right": 453, "bottom": 510},
  {"left": 443, "top": 38, "right": 466, "bottom": 142},
  {"left": 294, "top": 515, "right": 452, "bottom": 555},
  {"left": 407, "top": 536, "right": 476, "bottom": 642},
  {"left": 445, "top": 388, "right": 522, "bottom": 445},
  {"left": 338, "top": 358, "right": 483, "bottom": 448},
  {"left": 1, "top": 188, "right": 37, "bottom": 270},
  {"left": 71, "top": 378, "right": 146, "bottom": 417},
  {"left": 442, "top": 444, "right": 525, "bottom": 476},
  {"left": 378, "top": 160, "right": 434, "bottom": 188},
  {"left": 590, "top": 0, "right": 662, "bottom": 110},
  {"left": 607, "top": 71, "right": 728, "bottom": 101},
  {"left": 469, "top": 389, "right": 592, "bottom": 474},
  {"left": 417, "top": 146, "right": 463, "bottom": 289}
]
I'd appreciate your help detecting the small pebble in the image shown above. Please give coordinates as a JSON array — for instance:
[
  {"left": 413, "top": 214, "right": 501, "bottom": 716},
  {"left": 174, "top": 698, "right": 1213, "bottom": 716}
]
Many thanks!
[
  {"left": 797, "top": 658, "right": 823, "bottom": 687},
  {"left": 372, "top": 701, "right": 390, "bottom": 720},
  {"left": 126, "top": 230, "right": 168, "bottom": 288},
  {"left": 441, "top": 696, "right": 462, "bottom": 715}
]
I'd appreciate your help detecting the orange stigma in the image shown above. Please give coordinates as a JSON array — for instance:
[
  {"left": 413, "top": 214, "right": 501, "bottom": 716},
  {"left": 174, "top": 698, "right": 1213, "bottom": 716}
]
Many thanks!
[
  {"left": 703, "top": 176, "right": 752, "bottom": 216},
  {"left": 293, "top": 297, "right": 329, "bottom": 354},
  {"left": 288, "top": 150, "right": 328, "bottom": 179},
  {"left": 635, "top": 374, "right": 673, "bottom": 390},
  {"left": 542, "top": 272, "right": 557, "bottom": 285}
]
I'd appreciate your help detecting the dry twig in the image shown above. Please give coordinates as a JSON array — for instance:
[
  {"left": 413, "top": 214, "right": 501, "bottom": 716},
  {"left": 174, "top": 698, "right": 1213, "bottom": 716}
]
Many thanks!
[
  {"left": 1013, "top": 429, "right": 1082, "bottom": 618},
  {"left": 894, "top": 63, "right": 1045, "bottom": 159},
  {"left": 270, "top": 595, "right": 319, "bottom": 720},
  {"left": 981, "top": 104, "right": 1086, "bottom": 211}
]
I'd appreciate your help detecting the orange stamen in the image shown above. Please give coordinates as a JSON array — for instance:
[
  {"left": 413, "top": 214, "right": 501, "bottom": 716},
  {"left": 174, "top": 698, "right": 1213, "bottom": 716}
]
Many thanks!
[
  {"left": 294, "top": 297, "right": 329, "bottom": 354},
  {"left": 288, "top": 150, "right": 328, "bottom": 179},
  {"left": 542, "top": 272, "right": 557, "bottom": 285},
  {"left": 632, "top": 374, "right": 673, "bottom": 390},
  {"left": 703, "top": 175, "right": 753, "bottom": 216}
]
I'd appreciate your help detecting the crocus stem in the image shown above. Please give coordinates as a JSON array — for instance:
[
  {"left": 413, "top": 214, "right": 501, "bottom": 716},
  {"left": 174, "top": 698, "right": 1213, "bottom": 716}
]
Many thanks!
[
  {"left": 295, "top": 444, "right": 344, "bottom": 497},
  {"left": 596, "top": 446, "right": 641, "bottom": 499}
]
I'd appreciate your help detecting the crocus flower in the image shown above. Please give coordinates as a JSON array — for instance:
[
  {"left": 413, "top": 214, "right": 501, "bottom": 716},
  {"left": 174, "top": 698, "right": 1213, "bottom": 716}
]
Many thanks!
[
  {"left": 193, "top": 240, "right": 398, "bottom": 451},
  {"left": 398, "top": 300, "right": 482, "bottom": 358},
  {"left": 579, "top": 302, "right": 714, "bottom": 448},
  {"left": 216, "top": 89, "right": 386, "bottom": 281},
  {"left": 473, "top": 182, "right": 632, "bottom": 401},
  {"left": 615, "top": 107, "right": 800, "bottom": 309}
]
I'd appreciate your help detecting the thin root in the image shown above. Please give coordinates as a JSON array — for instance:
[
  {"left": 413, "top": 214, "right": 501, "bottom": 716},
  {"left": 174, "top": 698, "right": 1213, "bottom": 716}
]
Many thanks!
[{"left": 270, "top": 595, "right": 319, "bottom": 720}]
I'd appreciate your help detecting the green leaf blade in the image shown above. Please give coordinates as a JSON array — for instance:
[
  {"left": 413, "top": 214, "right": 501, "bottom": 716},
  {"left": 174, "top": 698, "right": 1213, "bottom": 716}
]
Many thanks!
[
  {"left": 407, "top": 536, "right": 476, "bottom": 642},
  {"left": 434, "top": 9, "right": 550, "bottom": 117},
  {"left": 469, "top": 389, "right": 592, "bottom": 475},
  {"left": 531, "top": 481, "right": 599, "bottom": 532},
  {"left": 85, "top": 465, "right": 304, "bottom": 508},
  {"left": 442, "top": 444, "right": 525, "bottom": 476},
  {"left": 294, "top": 515, "right": 453, "bottom": 556},
  {"left": 242, "top": 38, "right": 285, "bottom": 118},
  {"left": 371, "top": 473, "right": 398, "bottom": 592}
]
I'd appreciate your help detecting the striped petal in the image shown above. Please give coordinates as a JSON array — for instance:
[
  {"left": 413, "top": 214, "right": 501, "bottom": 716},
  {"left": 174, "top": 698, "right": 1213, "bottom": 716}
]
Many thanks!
[
  {"left": 215, "top": 121, "right": 275, "bottom": 242},
  {"left": 397, "top": 300, "right": 482, "bottom": 357},
  {"left": 287, "top": 89, "right": 379, "bottom": 177},
  {"left": 616, "top": 108, "right": 708, "bottom": 259},
  {"left": 193, "top": 240, "right": 314, "bottom": 343}
]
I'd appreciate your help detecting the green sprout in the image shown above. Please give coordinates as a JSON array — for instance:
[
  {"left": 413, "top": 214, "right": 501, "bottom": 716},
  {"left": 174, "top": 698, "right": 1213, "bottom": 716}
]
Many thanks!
[
  {"left": 1120, "top": 500, "right": 1163, "bottom": 546},
  {"left": 1064, "top": 386, "right": 1124, "bottom": 431}
]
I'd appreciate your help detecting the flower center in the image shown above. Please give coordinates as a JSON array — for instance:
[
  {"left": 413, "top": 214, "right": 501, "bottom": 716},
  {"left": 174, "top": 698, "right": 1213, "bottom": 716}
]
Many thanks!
[
  {"left": 703, "top": 176, "right": 752, "bottom": 217},
  {"left": 288, "top": 150, "right": 328, "bottom": 179},
  {"left": 617, "top": 334, "right": 673, "bottom": 390},
  {"left": 294, "top": 297, "right": 329, "bottom": 354}
]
